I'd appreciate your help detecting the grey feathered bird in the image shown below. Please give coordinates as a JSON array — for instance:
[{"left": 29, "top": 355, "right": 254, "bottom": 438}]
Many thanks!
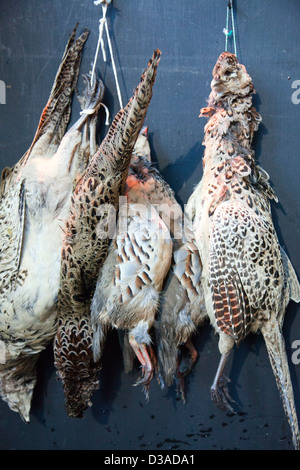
[
  {"left": 156, "top": 233, "right": 206, "bottom": 401},
  {"left": 54, "top": 50, "right": 161, "bottom": 418},
  {"left": 0, "top": 27, "right": 105, "bottom": 422},
  {"left": 108, "top": 128, "right": 205, "bottom": 400},
  {"left": 100, "top": 129, "right": 206, "bottom": 400},
  {"left": 90, "top": 126, "right": 175, "bottom": 398},
  {"left": 186, "top": 52, "right": 300, "bottom": 449}
]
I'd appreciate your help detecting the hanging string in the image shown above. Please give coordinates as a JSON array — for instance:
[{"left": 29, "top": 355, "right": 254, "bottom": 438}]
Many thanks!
[
  {"left": 90, "top": 0, "right": 123, "bottom": 110},
  {"left": 223, "top": 0, "right": 237, "bottom": 57},
  {"left": 90, "top": 2, "right": 108, "bottom": 82}
]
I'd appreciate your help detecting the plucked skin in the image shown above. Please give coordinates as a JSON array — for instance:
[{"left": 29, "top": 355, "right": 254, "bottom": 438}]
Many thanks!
[
  {"left": 0, "top": 27, "right": 103, "bottom": 422},
  {"left": 186, "top": 52, "right": 300, "bottom": 448},
  {"left": 54, "top": 50, "right": 161, "bottom": 418},
  {"left": 91, "top": 127, "right": 174, "bottom": 397}
]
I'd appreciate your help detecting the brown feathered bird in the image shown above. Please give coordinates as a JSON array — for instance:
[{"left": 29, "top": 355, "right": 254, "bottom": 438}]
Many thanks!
[
  {"left": 0, "top": 26, "right": 105, "bottom": 422},
  {"left": 90, "top": 126, "right": 175, "bottom": 398},
  {"left": 54, "top": 50, "right": 161, "bottom": 418},
  {"left": 185, "top": 52, "right": 300, "bottom": 449}
]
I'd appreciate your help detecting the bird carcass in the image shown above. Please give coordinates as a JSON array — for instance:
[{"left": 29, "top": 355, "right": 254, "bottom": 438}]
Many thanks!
[
  {"left": 186, "top": 52, "right": 300, "bottom": 449},
  {"left": 54, "top": 50, "right": 161, "bottom": 418},
  {"left": 0, "top": 26, "right": 104, "bottom": 422},
  {"left": 91, "top": 126, "right": 176, "bottom": 399}
]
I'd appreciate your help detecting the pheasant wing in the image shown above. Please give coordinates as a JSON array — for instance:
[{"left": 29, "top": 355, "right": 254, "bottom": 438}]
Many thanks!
[
  {"left": 0, "top": 178, "right": 25, "bottom": 290},
  {"left": 114, "top": 202, "right": 172, "bottom": 304},
  {"left": 210, "top": 199, "right": 283, "bottom": 341},
  {"left": 173, "top": 240, "right": 202, "bottom": 304}
]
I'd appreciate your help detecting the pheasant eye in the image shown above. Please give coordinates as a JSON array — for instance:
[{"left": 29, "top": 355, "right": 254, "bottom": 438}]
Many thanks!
[{"left": 224, "top": 70, "right": 231, "bottom": 76}]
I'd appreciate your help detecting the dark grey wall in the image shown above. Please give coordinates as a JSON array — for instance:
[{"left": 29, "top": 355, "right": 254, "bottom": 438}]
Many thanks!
[{"left": 0, "top": 0, "right": 300, "bottom": 451}]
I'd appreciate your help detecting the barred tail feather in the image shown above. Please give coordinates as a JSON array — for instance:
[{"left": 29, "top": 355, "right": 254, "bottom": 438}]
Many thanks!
[
  {"left": 261, "top": 322, "right": 300, "bottom": 450},
  {"left": 23, "top": 25, "right": 90, "bottom": 165},
  {"left": 0, "top": 25, "right": 89, "bottom": 198},
  {"left": 89, "top": 49, "right": 161, "bottom": 176}
]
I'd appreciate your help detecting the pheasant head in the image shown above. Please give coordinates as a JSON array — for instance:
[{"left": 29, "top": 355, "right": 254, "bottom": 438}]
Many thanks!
[{"left": 210, "top": 52, "right": 253, "bottom": 101}]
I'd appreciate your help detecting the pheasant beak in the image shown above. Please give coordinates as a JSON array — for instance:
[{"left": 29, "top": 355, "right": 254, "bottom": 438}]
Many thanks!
[
  {"left": 211, "top": 74, "right": 221, "bottom": 88},
  {"left": 141, "top": 125, "right": 149, "bottom": 137}
]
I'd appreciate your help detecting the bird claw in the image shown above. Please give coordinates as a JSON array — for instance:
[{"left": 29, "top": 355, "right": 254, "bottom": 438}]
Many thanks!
[
  {"left": 133, "top": 365, "right": 153, "bottom": 400},
  {"left": 129, "top": 340, "right": 155, "bottom": 399},
  {"left": 175, "top": 371, "right": 186, "bottom": 403},
  {"left": 210, "top": 374, "right": 236, "bottom": 414},
  {"left": 134, "top": 364, "right": 153, "bottom": 387}
]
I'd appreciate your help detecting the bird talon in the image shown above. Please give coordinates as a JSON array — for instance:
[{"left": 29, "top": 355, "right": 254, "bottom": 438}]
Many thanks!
[
  {"left": 142, "top": 384, "right": 150, "bottom": 402},
  {"left": 133, "top": 368, "right": 152, "bottom": 402},
  {"left": 175, "top": 372, "right": 186, "bottom": 403},
  {"left": 134, "top": 367, "right": 153, "bottom": 388},
  {"left": 211, "top": 375, "right": 236, "bottom": 414}
]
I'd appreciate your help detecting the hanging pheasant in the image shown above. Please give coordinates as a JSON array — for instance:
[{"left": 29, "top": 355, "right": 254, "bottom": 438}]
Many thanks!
[
  {"left": 0, "top": 27, "right": 105, "bottom": 422},
  {"left": 91, "top": 126, "right": 176, "bottom": 398},
  {"left": 54, "top": 50, "right": 161, "bottom": 418},
  {"left": 186, "top": 52, "right": 300, "bottom": 449}
]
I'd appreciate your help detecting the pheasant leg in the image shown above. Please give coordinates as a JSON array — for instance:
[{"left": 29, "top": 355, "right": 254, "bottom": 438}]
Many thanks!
[
  {"left": 179, "top": 338, "right": 198, "bottom": 375},
  {"left": 129, "top": 337, "right": 154, "bottom": 398},
  {"left": 176, "top": 338, "right": 198, "bottom": 402},
  {"left": 211, "top": 352, "right": 235, "bottom": 414}
]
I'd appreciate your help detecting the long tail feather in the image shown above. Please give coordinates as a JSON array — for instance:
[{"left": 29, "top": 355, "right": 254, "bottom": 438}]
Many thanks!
[
  {"left": 261, "top": 322, "right": 300, "bottom": 449},
  {"left": 25, "top": 25, "right": 90, "bottom": 160},
  {"left": 0, "top": 25, "right": 89, "bottom": 198},
  {"left": 86, "top": 49, "right": 161, "bottom": 179}
]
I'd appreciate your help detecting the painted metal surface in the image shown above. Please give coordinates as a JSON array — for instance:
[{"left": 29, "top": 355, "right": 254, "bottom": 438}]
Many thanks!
[{"left": 0, "top": 0, "right": 299, "bottom": 450}]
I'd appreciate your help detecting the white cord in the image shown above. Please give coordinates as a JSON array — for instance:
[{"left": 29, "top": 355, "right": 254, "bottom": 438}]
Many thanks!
[
  {"left": 91, "top": 3, "right": 108, "bottom": 84},
  {"left": 100, "top": 102, "right": 110, "bottom": 125},
  {"left": 91, "top": 0, "right": 123, "bottom": 111},
  {"left": 103, "top": 11, "right": 123, "bottom": 109},
  {"left": 80, "top": 108, "right": 96, "bottom": 115}
]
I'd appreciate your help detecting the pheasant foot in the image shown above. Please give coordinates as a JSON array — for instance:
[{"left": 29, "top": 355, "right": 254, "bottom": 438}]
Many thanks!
[
  {"left": 174, "top": 339, "right": 198, "bottom": 402},
  {"left": 210, "top": 352, "right": 236, "bottom": 414},
  {"left": 129, "top": 339, "right": 155, "bottom": 400}
]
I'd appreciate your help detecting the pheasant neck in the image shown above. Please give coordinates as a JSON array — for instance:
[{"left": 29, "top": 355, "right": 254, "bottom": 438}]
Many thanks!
[{"left": 202, "top": 91, "right": 260, "bottom": 172}]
